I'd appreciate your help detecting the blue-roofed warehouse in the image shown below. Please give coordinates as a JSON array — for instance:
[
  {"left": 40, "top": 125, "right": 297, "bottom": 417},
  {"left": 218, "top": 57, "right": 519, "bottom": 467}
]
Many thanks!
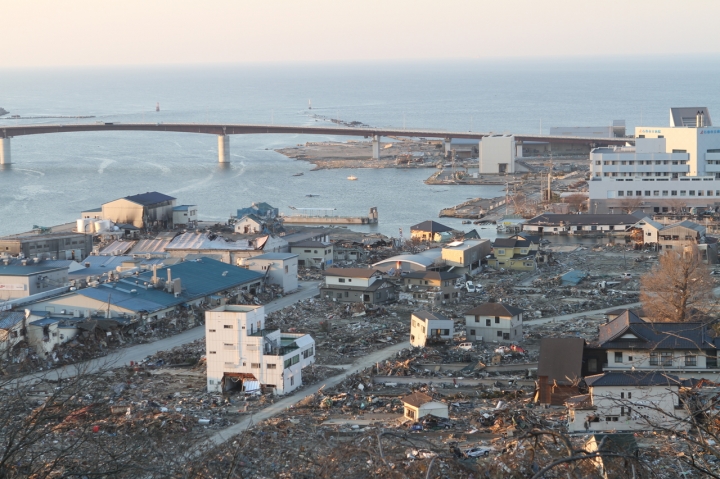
[{"left": 27, "top": 257, "right": 265, "bottom": 323}]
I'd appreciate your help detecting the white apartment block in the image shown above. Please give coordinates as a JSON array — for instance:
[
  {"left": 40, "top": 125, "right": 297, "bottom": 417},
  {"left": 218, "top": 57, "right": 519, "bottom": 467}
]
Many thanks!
[
  {"left": 589, "top": 107, "right": 720, "bottom": 214},
  {"left": 205, "top": 305, "right": 315, "bottom": 395}
]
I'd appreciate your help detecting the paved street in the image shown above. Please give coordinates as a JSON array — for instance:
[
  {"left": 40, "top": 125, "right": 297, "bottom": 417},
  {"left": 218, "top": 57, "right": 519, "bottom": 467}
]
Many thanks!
[
  {"left": 13, "top": 281, "right": 320, "bottom": 385},
  {"left": 523, "top": 301, "right": 641, "bottom": 325}
]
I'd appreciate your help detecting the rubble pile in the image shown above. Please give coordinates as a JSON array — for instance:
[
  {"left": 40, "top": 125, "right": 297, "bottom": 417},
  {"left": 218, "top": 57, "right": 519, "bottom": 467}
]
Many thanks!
[{"left": 265, "top": 298, "right": 410, "bottom": 364}]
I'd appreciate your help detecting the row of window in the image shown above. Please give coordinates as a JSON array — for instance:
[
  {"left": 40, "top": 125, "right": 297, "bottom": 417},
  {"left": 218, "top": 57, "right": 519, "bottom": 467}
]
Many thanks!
[
  {"left": 598, "top": 160, "right": 688, "bottom": 166},
  {"left": 468, "top": 329, "right": 511, "bottom": 339},
  {"left": 614, "top": 351, "right": 697, "bottom": 366},
  {"left": 617, "top": 190, "right": 720, "bottom": 197}
]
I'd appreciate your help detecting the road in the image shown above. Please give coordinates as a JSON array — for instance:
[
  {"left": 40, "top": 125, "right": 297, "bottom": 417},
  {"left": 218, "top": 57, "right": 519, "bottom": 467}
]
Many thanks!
[
  {"left": 202, "top": 340, "right": 412, "bottom": 448},
  {"left": 12, "top": 281, "right": 321, "bottom": 385},
  {"left": 371, "top": 375, "right": 535, "bottom": 388},
  {"left": 522, "top": 302, "right": 642, "bottom": 325}
]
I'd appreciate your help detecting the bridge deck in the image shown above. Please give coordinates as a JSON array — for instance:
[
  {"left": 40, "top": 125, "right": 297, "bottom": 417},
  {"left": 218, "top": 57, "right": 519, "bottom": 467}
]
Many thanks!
[{"left": 0, "top": 123, "right": 629, "bottom": 145}]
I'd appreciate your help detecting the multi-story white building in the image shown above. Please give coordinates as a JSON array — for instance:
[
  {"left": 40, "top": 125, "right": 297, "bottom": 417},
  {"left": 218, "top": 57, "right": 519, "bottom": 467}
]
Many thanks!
[
  {"left": 566, "top": 371, "right": 690, "bottom": 433},
  {"left": 589, "top": 107, "right": 720, "bottom": 214},
  {"left": 409, "top": 310, "right": 454, "bottom": 347},
  {"left": 205, "top": 305, "right": 315, "bottom": 395}
]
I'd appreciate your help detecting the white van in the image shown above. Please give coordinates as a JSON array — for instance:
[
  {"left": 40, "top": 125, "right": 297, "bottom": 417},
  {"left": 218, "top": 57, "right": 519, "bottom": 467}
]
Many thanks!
[{"left": 458, "top": 342, "right": 474, "bottom": 350}]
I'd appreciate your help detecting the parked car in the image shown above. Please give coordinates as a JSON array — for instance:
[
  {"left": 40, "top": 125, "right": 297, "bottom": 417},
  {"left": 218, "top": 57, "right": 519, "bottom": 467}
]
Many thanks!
[
  {"left": 621, "top": 272, "right": 632, "bottom": 279},
  {"left": 464, "top": 446, "right": 494, "bottom": 457},
  {"left": 466, "top": 281, "right": 476, "bottom": 293},
  {"left": 458, "top": 342, "right": 474, "bottom": 351}
]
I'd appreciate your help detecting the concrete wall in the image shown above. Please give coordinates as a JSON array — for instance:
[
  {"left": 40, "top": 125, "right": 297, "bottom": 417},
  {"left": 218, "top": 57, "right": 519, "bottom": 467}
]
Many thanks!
[
  {"left": 244, "top": 256, "right": 298, "bottom": 292},
  {"left": 480, "top": 135, "right": 515, "bottom": 174},
  {"left": 290, "top": 245, "right": 333, "bottom": 269},
  {"left": 410, "top": 314, "right": 453, "bottom": 347},
  {"left": 464, "top": 313, "right": 522, "bottom": 342}
]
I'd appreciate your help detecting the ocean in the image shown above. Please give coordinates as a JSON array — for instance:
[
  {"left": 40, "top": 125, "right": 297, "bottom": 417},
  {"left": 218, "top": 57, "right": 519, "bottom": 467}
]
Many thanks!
[{"left": 1, "top": 56, "right": 719, "bottom": 238}]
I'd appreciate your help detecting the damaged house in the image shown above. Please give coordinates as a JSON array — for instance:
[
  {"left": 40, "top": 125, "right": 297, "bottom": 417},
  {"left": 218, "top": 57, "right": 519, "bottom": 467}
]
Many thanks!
[
  {"left": 320, "top": 268, "right": 396, "bottom": 305},
  {"left": 205, "top": 305, "right": 315, "bottom": 395},
  {"left": 399, "top": 271, "right": 462, "bottom": 306}
]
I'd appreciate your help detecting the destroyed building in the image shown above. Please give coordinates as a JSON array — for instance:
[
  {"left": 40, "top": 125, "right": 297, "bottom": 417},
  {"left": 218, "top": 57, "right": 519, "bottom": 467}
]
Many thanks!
[
  {"left": 409, "top": 310, "right": 453, "bottom": 347},
  {"left": 205, "top": 305, "right": 315, "bottom": 395}
]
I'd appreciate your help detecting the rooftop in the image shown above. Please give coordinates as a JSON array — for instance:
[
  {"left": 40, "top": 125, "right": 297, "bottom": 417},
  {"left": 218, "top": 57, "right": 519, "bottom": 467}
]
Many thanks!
[
  {"left": 402, "top": 391, "right": 434, "bottom": 408},
  {"left": 251, "top": 253, "right": 299, "bottom": 261},
  {"left": 118, "top": 192, "right": 176, "bottom": 206},
  {"left": 464, "top": 302, "right": 524, "bottom": 317},
  {"left": 412, "top": 310, "right": 452, "bottom": 323},
  {"left": 410, "top": 220, "right": 453, "bottom": 233},
  {"left": 324, "top": 267, "right": 380, "bottom": 278},
  {"left": 585, "top": 371, "right": 684, "bottom": 388}
]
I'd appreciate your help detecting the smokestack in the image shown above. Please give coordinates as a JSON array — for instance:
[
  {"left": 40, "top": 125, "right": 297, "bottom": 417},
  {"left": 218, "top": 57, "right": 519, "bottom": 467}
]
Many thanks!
[
  {"left": 167, "top": 268, "right": 172, "bottom": 283},
  {"left": 152, "top": 264, "right": 158, "bottom": 285}
]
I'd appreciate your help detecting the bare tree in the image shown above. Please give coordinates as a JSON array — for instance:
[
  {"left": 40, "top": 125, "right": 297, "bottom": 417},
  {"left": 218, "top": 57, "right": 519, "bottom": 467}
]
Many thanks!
[
  {"left": 640, "top": 246, "right": 714, "bottom": 322},
  {"left": 564, "top": 193, "right": 588, "bottom": 212},
  {"left": 619, "top": 197, "right": 643, "bottom": 214}
]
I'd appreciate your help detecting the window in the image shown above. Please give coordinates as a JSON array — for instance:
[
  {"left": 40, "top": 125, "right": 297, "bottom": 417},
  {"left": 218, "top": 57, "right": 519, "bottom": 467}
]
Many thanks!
[
  {"left": 661, "top": 352, "right": 672, "bottom": 366},
  {"left": 486, "top": 319, "right": 491, "bottom": 326},
  {"left": 475, "top": 318, "right": 479, "bottom": 323},
  {"left": 338, "top": 278, "right": 346, "bottom": 283},
  {"left": 209, "top": 351, "right": 216, "bottom": 354},
  {"left": 208, "top": 329, "right": 216, "bottom": 333},
  {"left": 495, "top": 316, "right": 500, "bottom": 324},
  {"left": 650, "top": 352, "right": 659, "bottom": 366},
  {"left": 605, "top": 416, "right": 619, "bottom": 422},
  {"left": 497, "top": 331, "right": 502, "bottom": 337},
  {"left": 614, "top": 352, "right": 623, "bottom": 363},
  {"left": 620, "top": 392, "right": 624, "bottom": 399},
  {"left": 292, "top": 354, "right": 300, "bottom": 365},
  {"left": 497, "top": 249, "right": 505, "bottom": 255},
  {"left": 470, "top": 329, "right": 476, "bottom": 335},
  {"left": 267, "top": 363, "right": 277, "bottom": 369},
  {"left": 290, "top": 377, "right": 294, "bottom": 386},
  {"left": 304, "top": 250, "right": 311, "bottom": 253},
  {"left": 406, "top": 409, "right": 415, "bottom": 419},
  {"left": 617, "top": 191, "right": 624, "bottom": 196},
  {"left": 587, "top": 358, "right": 598, "bottom": 373},
  {"left": 251, "top": 363, "right": 261, "bottom": 369},
  {"left": 685, "top": 355, "right": 697, "bottom": 367},
  {"left": 284, "top": 358, "right": 292, "bottom": 368},
  {"left": 224, "top": 324, "right": 233, "bottom": 329},
  {"left": 628, "top": 392, "right": 632, "bottom": 399}
]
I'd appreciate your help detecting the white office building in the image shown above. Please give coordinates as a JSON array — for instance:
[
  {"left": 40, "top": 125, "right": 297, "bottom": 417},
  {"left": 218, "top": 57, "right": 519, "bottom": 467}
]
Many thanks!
[{"left": 589, "top": 107, "right": 720, "bottom": 214}]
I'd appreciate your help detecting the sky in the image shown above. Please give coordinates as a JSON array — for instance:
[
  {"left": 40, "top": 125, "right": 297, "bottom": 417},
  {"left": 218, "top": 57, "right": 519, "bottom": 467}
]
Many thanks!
[{"left": 1, "top": 0, "right": 720, "bottom": 68}]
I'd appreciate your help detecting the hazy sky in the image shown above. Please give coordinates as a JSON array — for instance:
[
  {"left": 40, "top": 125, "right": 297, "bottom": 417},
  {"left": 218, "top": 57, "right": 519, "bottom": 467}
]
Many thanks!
[{"left": 2, "top": 0, "right": 719, "bottom": 68}]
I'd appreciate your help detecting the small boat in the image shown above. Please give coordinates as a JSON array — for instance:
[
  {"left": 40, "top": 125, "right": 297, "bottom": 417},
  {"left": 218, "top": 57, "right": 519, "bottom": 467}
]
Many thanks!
[
  {"left": 306, "top": 194, "right": 320, "bottom": 197},
  {"left": 347, "top": 175, "right": 358, "bottom": 181},
  {"left": 293, "top": 173, "right": 304, "bottom": 177}
]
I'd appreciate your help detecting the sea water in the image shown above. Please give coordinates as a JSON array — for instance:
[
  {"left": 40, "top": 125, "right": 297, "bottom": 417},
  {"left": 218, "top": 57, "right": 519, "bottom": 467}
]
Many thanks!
[{"left": 1, "top": 57, "right": 719, "bottom": 237}]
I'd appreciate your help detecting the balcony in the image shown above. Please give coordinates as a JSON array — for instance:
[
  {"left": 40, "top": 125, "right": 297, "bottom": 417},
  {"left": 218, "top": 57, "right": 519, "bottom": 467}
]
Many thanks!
[{"left": 248, "top": 328, "right": 280, "bottom": 337}]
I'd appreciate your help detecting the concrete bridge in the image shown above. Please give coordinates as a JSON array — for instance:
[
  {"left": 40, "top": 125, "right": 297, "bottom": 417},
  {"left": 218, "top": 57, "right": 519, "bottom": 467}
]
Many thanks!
[{"left": 0, "top": 122, "right": 628, "bottom": 165}]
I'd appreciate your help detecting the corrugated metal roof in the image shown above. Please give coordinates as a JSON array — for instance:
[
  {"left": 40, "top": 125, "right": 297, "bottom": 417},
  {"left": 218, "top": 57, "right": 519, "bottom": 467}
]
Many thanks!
[
  {"left": 99, "top": 241, "right": 136, "bottom": 256},
  {"left": 121, "top": 192, "right": 175, "bottom": 206},
  {"left": 129, "top": 238, "right": 173, "bottom": 255},
  {"left": 0, "top": 259, "right": 68, "bottom": 276},
  {"left": 166, "top": 232, "right": 253, "bottom": 251}
]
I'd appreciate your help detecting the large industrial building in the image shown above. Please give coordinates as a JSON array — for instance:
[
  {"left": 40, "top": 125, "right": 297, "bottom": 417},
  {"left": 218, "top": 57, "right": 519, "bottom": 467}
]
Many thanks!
[
  {"left": 82, "top": 192, "right": 178, "bottom": 230},
  {"left": 589, "top": 107, "right": 720, "bottom": 214}
]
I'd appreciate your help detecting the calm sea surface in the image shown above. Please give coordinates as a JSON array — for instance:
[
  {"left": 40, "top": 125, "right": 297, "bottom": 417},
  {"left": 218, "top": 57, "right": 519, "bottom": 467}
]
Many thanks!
[{"left": 1, "top": 57, "right": 719, "bottom": 238}]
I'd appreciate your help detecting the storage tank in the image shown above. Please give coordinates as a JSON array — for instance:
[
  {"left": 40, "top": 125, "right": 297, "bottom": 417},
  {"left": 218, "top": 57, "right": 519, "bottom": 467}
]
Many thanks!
[
  {"left": 77, "top": 218, "right": 92, "bottom": 233},
  {"left": 94, "top": 221, "right": 105, "bottom": 233},
  {"left": 100, "top": 220, "right": 112, "bottom": 232}
]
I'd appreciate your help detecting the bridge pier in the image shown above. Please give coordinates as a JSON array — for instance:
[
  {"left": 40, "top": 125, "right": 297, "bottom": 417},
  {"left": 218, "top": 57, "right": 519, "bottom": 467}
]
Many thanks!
[
  {"left": 218, "top": 135, "right": 230, "bottom": 163},
  {"left": 0, "top": 138, "right": 10, "bottom": 165},
  {"left": 444, "top": 138, "right": 452, "bottom": 156},
  {"left": 372, "top": 135, "right": 380, "bottom": 159}
]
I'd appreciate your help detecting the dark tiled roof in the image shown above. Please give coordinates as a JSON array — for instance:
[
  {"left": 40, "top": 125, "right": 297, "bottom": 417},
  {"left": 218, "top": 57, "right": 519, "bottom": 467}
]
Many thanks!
[
  {"left": 0, "top": 312, "right": 25, "bottom": 330},
  {"left": 410, "top": 220, "right": 452, "bottom": 233},
  {"left": 403, "top": 271, "right": 462, "bottom": 281},
  {"left": 290, "top": 240, "right": 330, "bottom": 248},
  {"left": 493, "top": 238, "right": 531, "bottom": 248},
  {"left": 537, "top": 338, "right": 584, "bottom": 384},
  {"left": 525, "top": 213, "right": 638, "bottom": 226},
  {"left": 412, "top": 310, "right": 452, "bottom": 322},
  {"left": 598, "top": 310, "right": 717, "bottom": 350},
  {"left": 464, "top": 302, "right": 524, "bottom": 317},
  {"left": 402, "top": 391, "right": 434, "bottom": 408},
  {"left": 324, "top": 268, "right": 380, "bottom": 278},
  {"left": 123, "top": 192, "right": 175, "bottom": 206},
  {"left": 585, "top": 371, "right": 683, "bottom": 387}
]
